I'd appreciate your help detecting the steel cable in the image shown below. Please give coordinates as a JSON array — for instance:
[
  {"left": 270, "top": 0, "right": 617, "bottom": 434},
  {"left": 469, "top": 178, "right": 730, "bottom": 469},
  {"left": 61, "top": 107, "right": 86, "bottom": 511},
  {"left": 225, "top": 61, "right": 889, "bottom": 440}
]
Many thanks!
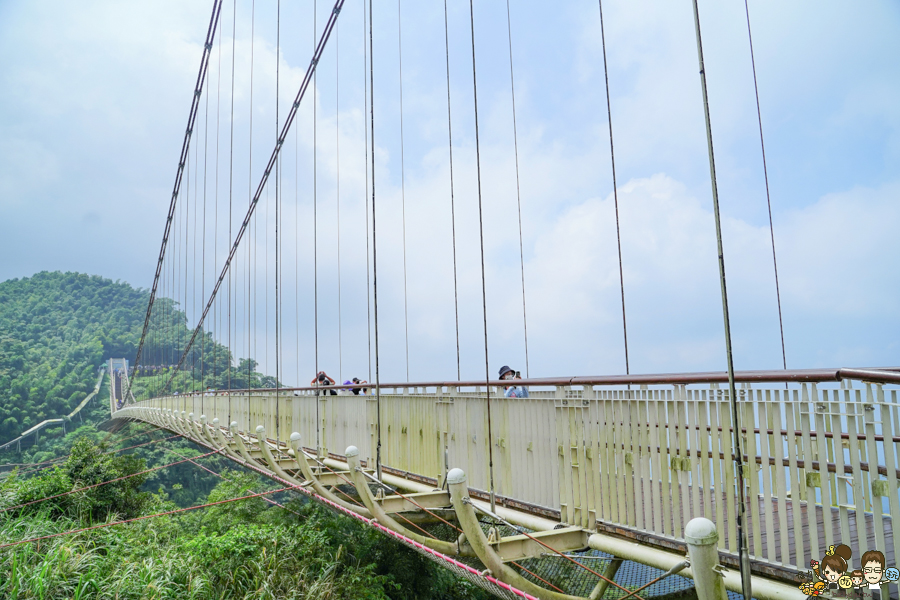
[
  {"left": 368, "top": 0, "right": 383, "bottom": 481},
  {"left": 363, "top": 0, "right": 373, "bottom": 384},
  {"left": 249, "top": 0, "right": 257, "bottom": 393},
  {"left": 503, "top": 0, "right": 531, "bottom": 378},
  {"left": 442, "top": 0, "right": 461, "bottom": 380},
  {"left": 275, "top": 0, "right": 282, "bottom": 439},
  {"left": 0, "top": 450, "right": 220, "bottom": 516},
  {"left": 743, "top": 0, "right": 787, "bottom": 373},
  {"left": 336, "top": 20, "right": 343, "bottom": 382},
  {"left": 313, "top": 0, "right": 321, "bottom": 454},
  {"left": 397, "top": 0, "right": 410, "bottom": 381},
  {"left": 227, "top": 0, "right": 237, "bottom": 409},
  {"left": 163, "top": 0, "right": 348, "bottom": 395},
  {"left": 466, "top": 0, "right": 496, "bottom": 513},
  {"left": 689, "top": 2, "right": 752, "bottom": 598},
  {"left": 597, "top": 0, "right": 630, "bottom": 377},
  {"left": 132, "top": 0, "right": 224, "bottom": 375}
]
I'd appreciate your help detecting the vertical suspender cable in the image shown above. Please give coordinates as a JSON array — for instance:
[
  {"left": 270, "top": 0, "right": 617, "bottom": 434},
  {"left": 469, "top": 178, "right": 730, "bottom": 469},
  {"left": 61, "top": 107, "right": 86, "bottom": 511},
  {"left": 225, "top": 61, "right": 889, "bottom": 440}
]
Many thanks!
[
  {"left": 275, "top": 0, "right": 282, "bottom": 441},
  {"left": 194, "top": 115, "right": 200, "bottom": 389},
  {"left": 743, "top": 0, "right": 787, "bottom": 373},
  {"left": 467, "top": 0, "right": 495, "bottom": 513},
  {"left": 227, "top": 0, "right": 236, "bottom": 416},
  {"left": 249, "top": 0, "right": 257, "bottom": 391},
  {"left": 202, "top": 62, "right": 210, "bottom": 404},
  {"left": 369, "top": 0, "right": 383, "bottom": 481},
  {"left": 397, "top": 0, "right": 410, "bottom": 381},
  {"left": 503, "top": 0, "right": 530, "bottom": 378},
  {"left": 295, "top": 65, "right": 301, "bottom": 387},
  {"left": 336, "top": 22, "right": 343, "bottom": 383},
  {"left": 442, "top": 0, "right": 461, "bottom": 380},
  {"left": 181, "top": 149, "right": 187, "bottom": 381},
  {"left": 213, "top": 11, "right": 223, "bottom": 390},
  {"left": 313, "top": 0, "right": 321, "bottom": 455},
  {"left": 597, "top": 0, "right": 630, "bottom": 378},
  {"left": 689, "top": 2, "right": 751, "bottom": 598},
  {"left": 363, "top": 0, "right": 373, "bottom": 384}
]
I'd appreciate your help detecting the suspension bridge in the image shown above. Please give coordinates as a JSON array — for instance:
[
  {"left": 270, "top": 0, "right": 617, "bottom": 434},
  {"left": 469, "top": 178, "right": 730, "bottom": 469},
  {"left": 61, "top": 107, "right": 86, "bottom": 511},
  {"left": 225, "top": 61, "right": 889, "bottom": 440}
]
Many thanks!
[{"left": 96, "top": 1, "right": 900, "bottom": 599}]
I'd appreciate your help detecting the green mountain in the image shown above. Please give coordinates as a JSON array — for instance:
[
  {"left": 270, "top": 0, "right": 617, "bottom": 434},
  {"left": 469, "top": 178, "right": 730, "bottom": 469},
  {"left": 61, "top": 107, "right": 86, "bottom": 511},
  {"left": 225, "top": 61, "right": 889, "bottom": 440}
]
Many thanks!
[
  {"left": 0, "top": 272, "right": 148, "bottom": 441},
  {"left": 0, "top": 271, "right": 283, "bottom": 450}
]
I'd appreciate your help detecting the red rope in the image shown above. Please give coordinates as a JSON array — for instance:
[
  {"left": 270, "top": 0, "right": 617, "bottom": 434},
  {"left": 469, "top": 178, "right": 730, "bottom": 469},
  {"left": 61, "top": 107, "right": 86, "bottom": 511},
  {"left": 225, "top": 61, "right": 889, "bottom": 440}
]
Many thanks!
[
  {"left": 8, "top": 427, "right": 165, "bottom": 475},
  {"left": 103, "top": 434, "right": 181, "bottom": 456},
  {"left": 17, "top": 434, "right": 181, "bottom": 477},
  {"left": 0, "top": 449, "right": 219, "bottom": 515},
  {"left": 512, "top": 561, "right": 566, "bottom": 594},
  {"left": 157, "top": 444, "right": 305, "bottom": 519},
  {"left": 0, "top": 486, "right": 290, "bottom": 550},
  {"left": 170, "top": 432, "right": 541, "bottom": 600}
]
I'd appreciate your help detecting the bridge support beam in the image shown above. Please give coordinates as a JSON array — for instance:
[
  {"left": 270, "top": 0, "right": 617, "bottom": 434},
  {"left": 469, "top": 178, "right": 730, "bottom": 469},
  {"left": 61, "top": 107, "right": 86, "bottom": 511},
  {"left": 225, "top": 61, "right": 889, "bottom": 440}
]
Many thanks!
[
  {"left": 209, "top": 418, "right": 243, "bottom": 461},
  {"left": 685, "top": 518, "right": 727, "bottom": 600},
  {"left": 255, "top": 426, "right": 305, "bottom": 487},
  {"left": 345, "top": 446, "right": 471, "bottom": 558},
  {"left": 588, "top": 559, "right": 623, "bottom": 600},
  {"left": 447, "top": 468, "right": 585, "bottom": 600},
  {"left": 287, "top": 434, "right": 371, "bottom": 518}
]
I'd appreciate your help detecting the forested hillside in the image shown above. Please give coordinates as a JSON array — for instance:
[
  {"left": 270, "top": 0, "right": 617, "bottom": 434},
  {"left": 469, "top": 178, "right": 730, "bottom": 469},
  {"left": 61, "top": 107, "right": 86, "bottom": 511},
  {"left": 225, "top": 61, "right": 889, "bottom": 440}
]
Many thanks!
[
  {"left": 0, "top": 272, "right": 490, "bottom": 599},
  {"left": 0, "top": 271, "right": 276, "bottom": 448},
  {"left": 0, "top": 272, "right": 148, "bottom": 441}
]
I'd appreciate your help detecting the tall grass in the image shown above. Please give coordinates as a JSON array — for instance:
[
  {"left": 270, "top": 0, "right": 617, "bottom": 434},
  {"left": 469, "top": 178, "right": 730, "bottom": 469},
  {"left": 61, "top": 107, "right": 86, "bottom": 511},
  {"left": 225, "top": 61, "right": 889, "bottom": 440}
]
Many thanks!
[{"left": 0, "top": 511, "right": 388, "bottom": 599}]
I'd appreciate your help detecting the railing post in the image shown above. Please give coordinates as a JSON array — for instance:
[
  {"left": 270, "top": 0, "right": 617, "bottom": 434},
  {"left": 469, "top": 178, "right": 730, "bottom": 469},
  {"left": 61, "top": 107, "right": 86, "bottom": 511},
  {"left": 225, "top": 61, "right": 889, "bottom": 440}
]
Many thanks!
[{"left": 685, "top": 518, "right": 727, "bottom": 600}]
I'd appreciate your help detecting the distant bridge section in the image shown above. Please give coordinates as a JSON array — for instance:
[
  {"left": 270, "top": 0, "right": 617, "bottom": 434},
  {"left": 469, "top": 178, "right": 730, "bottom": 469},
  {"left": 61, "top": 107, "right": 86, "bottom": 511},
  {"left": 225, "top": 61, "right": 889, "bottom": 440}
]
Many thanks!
[
  {"left": 108, "top": 358, "right": 131, "bottom": 412},
  {"left": 0, "top": 369, "right": 105, "bottom": 453}
]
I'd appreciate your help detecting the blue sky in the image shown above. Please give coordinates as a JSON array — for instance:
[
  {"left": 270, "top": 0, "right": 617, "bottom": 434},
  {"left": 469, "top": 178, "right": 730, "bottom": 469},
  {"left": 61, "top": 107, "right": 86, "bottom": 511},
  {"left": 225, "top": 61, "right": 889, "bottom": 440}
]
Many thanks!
[{"left": 0, "top": 0, "right": 897, "bottom": 384}]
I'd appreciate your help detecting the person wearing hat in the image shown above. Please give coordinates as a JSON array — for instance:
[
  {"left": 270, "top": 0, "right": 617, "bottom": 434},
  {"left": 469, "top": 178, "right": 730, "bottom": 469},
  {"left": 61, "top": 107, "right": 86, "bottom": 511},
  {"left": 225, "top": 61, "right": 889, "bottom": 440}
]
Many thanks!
[
  {"left": 343, "top": 377, "right": 368, "bottom": 396},
  {"left": 498, "top": 365, "right": 529, "bottom": 398}
]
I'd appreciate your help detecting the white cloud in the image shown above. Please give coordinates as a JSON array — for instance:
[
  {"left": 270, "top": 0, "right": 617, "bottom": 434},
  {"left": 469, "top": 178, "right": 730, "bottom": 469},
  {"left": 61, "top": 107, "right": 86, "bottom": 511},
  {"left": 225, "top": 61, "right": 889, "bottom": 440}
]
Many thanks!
[{"left": 1, "top": 0, "right": 898, "bottom": 382}]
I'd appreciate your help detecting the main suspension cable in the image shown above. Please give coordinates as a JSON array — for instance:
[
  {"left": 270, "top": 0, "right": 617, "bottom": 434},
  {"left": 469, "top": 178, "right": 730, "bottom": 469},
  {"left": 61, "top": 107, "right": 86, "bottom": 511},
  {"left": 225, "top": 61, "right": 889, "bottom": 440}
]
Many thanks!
[
  {"left": 163, "top": 0, "right": 348, "bottom": 393},
  {"left": 598, "top": 0, "right": 630, "bottom": 377},
  {"left": 743, "top": 0, "right": 787, "bottom": 372},
  {"left": 132, "top": 0, "right": 224, "bottom": 377}
]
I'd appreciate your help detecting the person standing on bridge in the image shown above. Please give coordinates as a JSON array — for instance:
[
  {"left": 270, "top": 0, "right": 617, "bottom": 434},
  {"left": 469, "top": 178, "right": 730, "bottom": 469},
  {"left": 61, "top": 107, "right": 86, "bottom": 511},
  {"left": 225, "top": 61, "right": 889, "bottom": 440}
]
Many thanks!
[
  {"left": 499, "top": 365, "right": 529, "bottom": 398},
  {"left": 311, "top": 371, "right": 337, "bottom": 395},
  {"left": 343, "top": 377, "right": 368, "bottom": 396}
]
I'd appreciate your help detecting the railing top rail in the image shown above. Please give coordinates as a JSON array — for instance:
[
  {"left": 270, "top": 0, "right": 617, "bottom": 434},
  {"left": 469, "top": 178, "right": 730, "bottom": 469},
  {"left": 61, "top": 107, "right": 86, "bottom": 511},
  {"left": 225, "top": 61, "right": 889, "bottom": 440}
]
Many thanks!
[{"left": 157, "top": 366, "right": 900, "bottom": 396}]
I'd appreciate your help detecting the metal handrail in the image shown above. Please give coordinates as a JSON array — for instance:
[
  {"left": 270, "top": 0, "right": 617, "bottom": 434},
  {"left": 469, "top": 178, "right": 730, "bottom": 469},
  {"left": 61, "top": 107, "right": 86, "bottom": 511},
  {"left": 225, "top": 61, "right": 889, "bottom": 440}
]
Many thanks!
[{"left": 161, "top": 365, "right": 900, "bottom": 396}]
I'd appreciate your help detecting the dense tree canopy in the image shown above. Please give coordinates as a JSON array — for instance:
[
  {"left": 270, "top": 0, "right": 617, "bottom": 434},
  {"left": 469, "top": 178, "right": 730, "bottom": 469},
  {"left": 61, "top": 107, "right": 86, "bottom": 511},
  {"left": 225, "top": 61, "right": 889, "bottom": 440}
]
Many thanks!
[
  {"left": 0, "top": 272, "right": 148, "bottom": 441},
  {"left": 0, "top": 271, "right": 276, "bottom": 447}
]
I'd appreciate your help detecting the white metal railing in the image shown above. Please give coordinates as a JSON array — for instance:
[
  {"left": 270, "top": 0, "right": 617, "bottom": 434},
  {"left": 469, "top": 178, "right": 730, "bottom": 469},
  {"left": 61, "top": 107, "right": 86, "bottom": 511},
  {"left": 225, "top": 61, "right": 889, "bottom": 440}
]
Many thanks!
[{"left": 120, "top": 374, "right": 900, "bottom": 578}]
